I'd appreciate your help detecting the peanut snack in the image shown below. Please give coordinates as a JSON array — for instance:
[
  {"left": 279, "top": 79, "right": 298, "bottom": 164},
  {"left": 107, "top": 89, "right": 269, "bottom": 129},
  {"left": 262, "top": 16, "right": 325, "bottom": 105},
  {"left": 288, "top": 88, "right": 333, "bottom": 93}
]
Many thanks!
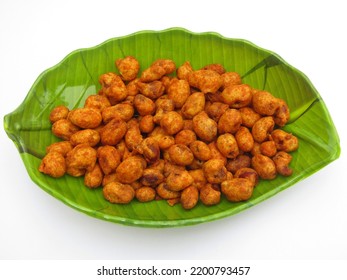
[{"left": 39, "top": 56, "right": 299, "bottom": 210}]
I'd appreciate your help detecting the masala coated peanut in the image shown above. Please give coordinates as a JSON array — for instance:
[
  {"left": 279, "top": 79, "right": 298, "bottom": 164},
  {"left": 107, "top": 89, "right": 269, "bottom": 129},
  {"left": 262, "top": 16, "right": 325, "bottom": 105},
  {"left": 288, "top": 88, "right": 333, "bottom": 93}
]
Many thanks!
[
  {"left": 52, "top": 119, "right": 80, "bottom": 140},
  {"left": 97, "top": 145, "right": 121, "bottom": 175},
  {"left": 70, "top": 129, "right": 100, "bottom": 147},
  {"left": 167, "top": 79, "right": 191, "bottom": 109},
  {"left": 220, "top": 84, "right": 252, "bottom": 108},
  {"left": 135, "top": 187, "right": 156, "bottom": 202},
  {"left": 115, "top": 56, "right": 140, "bottom": 81},
  {"left": 203, "top": 159, "right": 227, "bottom": 184},
  {"left": 199, "top": 184, "right": 221, "bottom": 206},
  {"left": 188, "top": 69, "right": 223, "bottom": 93},
  {"left": 116, "top": 156, "right": 145, "bottom": 184},
  {"left": 46, "top": 141, "right": 73, "bottom": 156},
  {"left": 39, "top": 152, "right": 66, "bottom": 178},
  {"left": 181, "top": 91, "right": 205, "bottom": 119},
  {"left": 65, "top": 144, "right": 97, "bottom": 173},
  {"left": 84, "top": 163, "right": 103, "bottom": 188},
  {"left": 181, "top": 186, "right": 199, "bottom": 210},
  {"left": 251, "top": 154, "right": 277, "bottom": 180},
  {"left": 252, "top": 91, "right": 280, "bottom": 116},
  {"left": 68, "top": 108, "right": 102, "bottom": 129},
  {"left": 192, "top": 111, "right": 218, "bottom": 142},
  {"left": 103, "top": 181, "right": 135, "bottom": 204},
  {"left": 221, "top": 178, "right": 254, "bottom": 202},
  {"left": 49, "top": 105, "right": 69, "bottom": 123},
  {"left": 271, "top": 129, "right": 299, "bottom": 152},
  {"left": 272, "top": 151, "right": 293, "bottom": 176}
]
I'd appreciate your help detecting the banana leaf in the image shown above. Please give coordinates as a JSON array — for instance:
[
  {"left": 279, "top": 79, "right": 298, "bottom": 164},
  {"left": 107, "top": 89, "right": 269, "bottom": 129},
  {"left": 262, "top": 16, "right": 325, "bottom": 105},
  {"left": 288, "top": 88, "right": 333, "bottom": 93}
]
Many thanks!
[{"left": 3, "top": 28, "right": 340, "bottom": 227}]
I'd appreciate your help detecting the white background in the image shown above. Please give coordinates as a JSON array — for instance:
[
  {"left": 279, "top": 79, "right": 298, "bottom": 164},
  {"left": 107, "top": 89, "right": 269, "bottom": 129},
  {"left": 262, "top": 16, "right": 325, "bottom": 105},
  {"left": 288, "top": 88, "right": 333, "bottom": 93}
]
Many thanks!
[{"left": 0, "top": 0, "right": 346, "bottom": 261}]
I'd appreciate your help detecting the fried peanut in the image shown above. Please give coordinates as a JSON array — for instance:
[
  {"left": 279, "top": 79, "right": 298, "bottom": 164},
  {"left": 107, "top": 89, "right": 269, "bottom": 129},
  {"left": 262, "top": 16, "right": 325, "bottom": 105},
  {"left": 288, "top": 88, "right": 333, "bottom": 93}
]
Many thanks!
[
  {"left": 176, "top": 61, "right": 193, "bottom": 80},
  {"left": 140, "top": 59, "right": 176, "bottom": 82},
  {"left": 192, "top": 111, "right": 218, "bottom": 142},
  {"left": 135, "top": 187, "right": 156, "bottom": 202},
  {"left": 189, "top": 140, "right": 211, "bottom": 161},
  {"left": 251, "top": 154, "right": 276, "bottom": 180},
  {"left": 49, "top": 105, "right": 69, "bottom": 123},
  {"left": 165, "top": 169, "right": 194, "bottom": 191},
  {"left": 140, "top": 168, "right": 164, "bottom": 186},
  {"left": 70, "top": 129, "right": 100, "bottom": 147},
  {"left": 168, "top": 144, "right": 194, "bottom": 166},
  {"left": 102, "top": 103, "right": 134, "bottom": 123},
  {"left": 160, "top": 111, "right": 183, "bottom": 135},
  {"left": 158, "top": 135, "right": 175, "bottom": 150},
  {"left": 218, "top": 109, "right": 242, "bottom": 134},
  {"left": 84, "top": 94, "right": 111, "bottom": 111},
  {"left": 97, "top": 145, "right": 121, "bottom": 175},
  {"left": 273, "top": 151, "right": 293, "bottom": 176},
  {"left": 274, "top": 98, "right": 290, "bottom": 127},
  {"left": 116, "top": 156, "right": 145, "bottom": 184},
  {"left": 99, "top": 72, "right": 128, "bottom": 103},
  {"left": 66, "top": 144, "right": 97, "bottom": 173},
  {"left": 189, "top": 169, "right": 207, "bottom": 190},
  {"left": 181, "top": 91, "right": 205, "bottom": 119},
  {"left": 66, "top": 166, "right": 85, "bottom": 177},
  {"left": 205, "top": 91, "right": 224, "bottom": 103},
  {"left": 39, "top": 152, "right": 66, "bottom": 178},
  {"left": 216, "top": 133, "right": 239, "bottom": 159},
  {"left": 148, "top": 159, "right": 165, "bottom": 173},
  {"left": 84, "top": 163, "right": 103, "bottom": 188},
  {"left": 125, "top": 119, "right": 143, "bottom": 151},
  {"left": 100, "top": 117, "right": 127, "bottom": 146},
  {"left": 221, "top": 178, "right": 254, "bottom": 202},
  {"left": 139, "top": 115, "right": 155, "bottom": 133},
  {"left": 183, "top": 119, "right": 194, "bottom": 130},
  {"left": 46, "top": 141, "right": 73, "bottom": 156},
  {"left": 221, "top": 84, "right": 252, "bottom": 108},
  {"left": 174, "top": 129, "right": 197, "bottom": 146},
  {"left": 201, "top": 63, "right": 226, "bottom": 74},
  {"left": 239, "top": 107, "right": 261, "bottom": 128},
  {"left": 156, "top": 183, "right": 181, "bottom": 199},
  {"left": 234, "top": 167, "right": 259, "bottom": 187},
  {"left": 221, "top": 72, "right": 242, "bottom": 89},
  {"left": 205, "top": 101, "right": 229, "bottom": 122},
  {"left": 235, "top": 126, "right": 254, "bottom": 152},
  {"left": 115, "top": 56, "right": 140, "bottom": 81},
  {"left": 103, "top": 181, "right": 135, "bottom": 204},
  {"left": 260, "top": 140, "right": 277, "bottom": 157},
  {"left": 187, "top": 158, "right": 205, "bottom": 170},
  {"left": 126, "top": 78, "right": 140, "bottom": 96},
  {"left": 102, "top": 172, "right": 119, "bottom": 186},
  {"left": 52, "top": 119, "right": 80, "bottom": 140},
  {"left": 203, "top": 159, "right": 227, "bottom": 184},
  {"left": 271, "top": 129, "right": 299, "bottom": 152},
  {"left": 208, "top": 142, "right": 227, "bottom": 165},
  {"left": 137, "top": 80, "right": 165, "bottom": 100},
  {"left": 153, "top": 97, "right": 175, "bottom": 124},
  {"left": 188, "top": 69, "right": 223, "bottom": 93},
  {"left": 252, "top": 116, "right": 275, "bottom": 143},
  {"left": 181, "top": 186, "right": 199, "bottom": 210},
  {"left": 167, "top": 79, "right": 191, "bottom": 108},
  {"left": 68, "top": 108, "right": 102, "bottom": 129},
  {"left": 200, "top": 184, "right": 221, "bottom": 206},
  {"left": 137, "top": 137, "right": 160, "bottom": 164},
  {"left": 252, "top": 91, "right": 280, "bottom": 116},
  {"left": 134, "top": 94, "right": 156, "bottom": 116},
  {"left": 226, "top": 155, "right": 251, "bottom": 174}
]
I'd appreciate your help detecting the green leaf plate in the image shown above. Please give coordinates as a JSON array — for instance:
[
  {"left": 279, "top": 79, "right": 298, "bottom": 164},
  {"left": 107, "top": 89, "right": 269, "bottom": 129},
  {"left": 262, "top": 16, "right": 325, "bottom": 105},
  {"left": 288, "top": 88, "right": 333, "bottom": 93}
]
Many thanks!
[{"left": 3, "top": 28, "right": 340, "bottom": 227}]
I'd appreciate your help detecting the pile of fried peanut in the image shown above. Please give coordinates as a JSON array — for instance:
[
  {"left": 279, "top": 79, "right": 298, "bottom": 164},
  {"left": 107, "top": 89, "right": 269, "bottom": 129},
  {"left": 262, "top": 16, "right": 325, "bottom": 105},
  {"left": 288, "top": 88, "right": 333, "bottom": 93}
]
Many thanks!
[{"left": 39, "top": 56, "right": 299, "bottom": 210}]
